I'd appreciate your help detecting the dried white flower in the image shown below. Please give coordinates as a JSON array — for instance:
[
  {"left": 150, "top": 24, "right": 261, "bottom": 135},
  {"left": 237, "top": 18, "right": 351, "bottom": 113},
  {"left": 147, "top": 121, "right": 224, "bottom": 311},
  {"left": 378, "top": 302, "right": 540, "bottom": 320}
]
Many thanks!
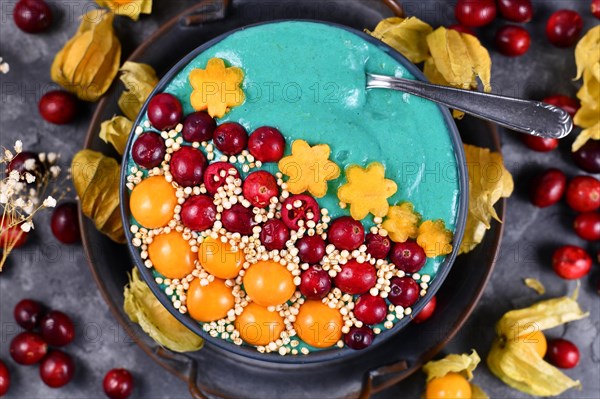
[
  {"left": 14, "top": 198, "right": 26, "bottom": 208},
  {"left": 0, "top": 57, "right": 9, "bottom": 74},
  {"left": 43, "top": 196, "right": 57, "bottom": 208},
  {"left": 14, "top": 140, "right": 22, "bottom": 154},
  {"left": 0, "top": 193, "right": 7, "bottom": 204},
  {"left": 49, "top": 165, "right": 61, "bottom": 178},
  {"left": 25, "top": 173, "right": 36, "bottom": 184},
  {"left": 20, "top": 222, "right": 32, "bottom": 233},
  {"left": 47, "top": 153, "right": 57, "bottom": 164},
  {"left": 24, "top": 158, "right": 36, "bottom": 171},
  {"left": 8, "top": 170, "right": 20, "bottom": 182},
  {"left": 38, "top": 153, "right": 46, "bottom": 162},
  {"left": 4, "top": 149, "right": 13, "bottom": 161}
]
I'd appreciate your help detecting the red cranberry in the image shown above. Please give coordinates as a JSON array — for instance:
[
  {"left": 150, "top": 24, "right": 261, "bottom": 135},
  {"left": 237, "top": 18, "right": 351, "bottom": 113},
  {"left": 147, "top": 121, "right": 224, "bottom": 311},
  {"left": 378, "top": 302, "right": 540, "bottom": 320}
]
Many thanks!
[
  {"left": 328, "top": 216, "right": 364, "bottom": 251},
  {"left": 180, "top": 195, "right": 217, "bottom": 231},
  {"left": 498, "top": 0, "right": 532, "bottom": 22},
  {"left": 40, "top": 310, "right": 75, "bottom": 347},
  {"left": 51, "top": 202, "right": 80, "bottom": 244},
  {"left": 13, "top": 0, "right": 52, "bottom": 33},
  {"left": 260, "top": 219, "right": 290, "bottom": 250},
  {"left": 572, "top": 140, "right": 600, "bottom": 173},
  {"left": 344, "top": 326, "right": 374, "bottom": 350},
  {"left": 38, "top": 90, "right": 77, "bottom": 125},
  {"left": 203, "top": 162, "right": 240, "bottom": 195},
  {"left": 593, "top": 0, "right": 600, "bottom": 19},
  {"left": 213, "top": 122, "right": 248, "bottom": 155},
  {"left": 0, "top": 219, "right": 28, "bottom": 249},
  {"left": 388, "top": 276, "right": 419, "bottom": 308},
  {"left": 543, "top": 94, "right": 580, "bottom": 118},
  {"left": 455, "top": 0, "right": 497, "bottom": 27},
  {"left": 365, "top": 233, "right": 391, "bottom": 259},
  {"left": 40, "top": 350, "right": 74, "bottom": 388},
  {"left": 530, "top": 169, "right": 566, "bottom": 208},
  {"left": 522, "top": 136, "right": 559, "bottom": 152},
  {"left": 296, "top": 235, "right": 326, "bottom": 264},
  {"left": 573, "top": 212, "right": 600, "bottom": 241},
  {"left": 299, "top": 266, "right": 332, "bottom": 300},
  {"left": 7, "top": 151, "right": 45, "bottom": 178},
  {"left": 132, "top": 132, "right": 166, "bottom": 169},
  {"left": 103, "top": 368, "right": 134, "bottom": 399},
  {"left": 448, "top": 24, "right": 476, "bottom": 35},
  {"left": 169, "top": 146, "right": 207, "bottom": 187},
  {"left": 182, "top": 111, "right": 216, "bottom": 143},
  {"left": 248, "top": 126, "right": 285, "bottom": 162},
  {"left": 147, "top": 93, "right": 182, "bottom": 131},
  {"left": 546, "top": 339, "right": 580, "bottom": 369},
  {"left": 552, "top": 245, "right": 592, "bottom": 280},
  {"left": 354, "top": 294, "right": 387, "bottom": 325},
  {"left": 413, "top": 296, "right": 437, "bottom": 324},
  {"left": 281, "top": 194, "right": 320, "bottom": 230},
  {"left": 566, "top": 176, "right": 600, "bottom": 212},
  {"left": 389, "top": 241, "right": 426, "bottom": 273},
  {"left": 10, "top": 332, "right": 47, "bottom": 365},
  {"left": 495, "top": 25, "right": 531, "bottom": 56},
  {"left": 14, "top": 298, "right": 44, "bottom": 330},
  {"left": 221, "top": 204, "right": 255, "bottom": 235},
  {"left": 546, "top": 10, "right": 583, "bottom": 47},
  {"left": 242, "top": 171, "right": 279, "bottom": 208},
  {"left": 0, "top": 359, "right": 9, "bottom": 396},
  {"left": 334, "top": 260, "right": 376, "bottom": 295}
]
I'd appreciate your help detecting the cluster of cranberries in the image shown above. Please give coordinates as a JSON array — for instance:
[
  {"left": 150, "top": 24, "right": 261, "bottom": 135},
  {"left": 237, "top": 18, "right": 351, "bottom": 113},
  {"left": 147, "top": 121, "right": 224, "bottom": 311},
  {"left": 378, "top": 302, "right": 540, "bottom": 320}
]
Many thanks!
[
  {"left": 134, "top": 94, "right": 437, "bottom": 350},
  {"left": 453, "top": 0, "right": 595, "bottom": 58},
  {"left": 1, "top": 299, "right": 134, "bottom": 398}
]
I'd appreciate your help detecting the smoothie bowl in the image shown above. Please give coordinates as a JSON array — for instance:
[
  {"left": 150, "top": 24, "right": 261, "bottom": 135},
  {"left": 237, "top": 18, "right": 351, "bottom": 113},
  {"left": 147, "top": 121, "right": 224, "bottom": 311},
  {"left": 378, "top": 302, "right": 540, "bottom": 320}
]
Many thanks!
[{"left": 120, "top": 20, "right": 467, "bottom": 362}]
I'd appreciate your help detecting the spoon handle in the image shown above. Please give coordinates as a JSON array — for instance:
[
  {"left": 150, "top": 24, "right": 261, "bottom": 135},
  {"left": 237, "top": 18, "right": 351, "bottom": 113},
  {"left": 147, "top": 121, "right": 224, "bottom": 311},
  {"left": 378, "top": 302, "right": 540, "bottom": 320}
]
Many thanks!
[{"left": 366, "top": 73, "right": 573, "bottom": 139}]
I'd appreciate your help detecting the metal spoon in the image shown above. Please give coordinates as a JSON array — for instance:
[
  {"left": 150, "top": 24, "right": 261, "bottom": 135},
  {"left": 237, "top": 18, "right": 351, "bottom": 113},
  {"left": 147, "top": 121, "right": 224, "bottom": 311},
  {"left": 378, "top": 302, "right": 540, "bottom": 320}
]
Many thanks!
[{"left": 367, "top": 73, "right": 573, "bottom": 139}]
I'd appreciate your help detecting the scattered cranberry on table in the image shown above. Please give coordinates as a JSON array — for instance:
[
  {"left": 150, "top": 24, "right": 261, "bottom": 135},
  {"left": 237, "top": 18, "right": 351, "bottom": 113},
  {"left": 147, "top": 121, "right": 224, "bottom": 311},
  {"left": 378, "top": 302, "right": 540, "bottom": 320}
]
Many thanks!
[
  {"left": 530, "top": 168, "right": 567, "bottom": 208},
  {"left": 38, "top": 90, "right": 77, "bottom": 125},
  {"left": 365, "top": 233, "right": 391, "bottom": 260},
  {"left": 51, "top": 202, "right": 81, "bottom": 244},
  {"left": 495, "top": 25, "right": 531, "bottom": 56},
  {"left": 0, "top": 219, "right": 28, "bottom": 249},
  {"left": 552, "top": 245, "right": 592, "bottom": 280},
  {"left": 182, "top": 111, "right": 216, "bottom": 143},
  {"left": 546, "top": 338, "right": 580, "bottom": 369},
  {"left": 180, "top": 195, "right": 217, "bottom": 231},
  {"left": 147, "top": 93, "right": 183, "bottom": 131},
  {"left": 0, "top": 359, "right": 9, "bottom": 396},
  {"left": 13, "top": 0, "right": 52, "bottom": 33},
  {"left": 103, "top": 368, "right": 134, "bottom": 399},
  {"left": 14, "top": 299, "right": 43, "bottom": 330},
  {"left": 593, "top": 0, "right": 600, "bottom": 19},
  {"left": 299, "top": 266, "right": 332, "bottom": 300},
  {"left": 334, "top": 260, "right": 377, "bottom": 295},
  {"left": 242, "top": 170, "right": 279, "bottom": 208},
  {"left": 572, "top": 140, "right": 600, "bottom": 173},
  {"left": 566, "top": 176, "right": 600, "bottom": 212},
  {"left": 221, "top": 203, "right": 256, "bottom": 235},
  {"left": 259, "top": 219, "right": 289, "bottom": 251},
  {"left": 573, "top": 212, "right": 600, "bottom": 241},
  {"left": 454, "top": 0, "right": 497, "bottom": 27},
  {"left": 40, "top": 310, "right": 75, "bottom": 347},
  {"left": 344, "top": 326, "right": 374, "bottom": 350},
  {"left": 389, "top": 241, "right": 426, "bottom": 273},
  {"left": 9, "top": 332, "right": 48, "bottom": 365},
  {"left": 546, "top": 9, "right": 583, "bottom": 47},
  {"left": 132, "top": 132, "right": 166, "bottom": 169},
  {"left": 498, "top": 0, "right": 533, "bottom": 22},
  {"left": 354, "top": 294, "right": 387, "bottom": 325},
  {"left": 413, "top": 296, "right": 437, "bottom": 324},
  {"left": 448, "top": 24, "right": 476, "bottom": 35},
  {"left": 388, "top": 276, "right": 420, "bottom": 308},
  {"left": 296, "top": 235, "right": 326, "bottom": 264},
  {"left": 248, "top": 126, "right": 286, "bottom": 162},
  {"left": 327, "top": 216, "right": 365, "bottom": 251},
  {"left": 39, "top": 350, "right": 74, "bottom": 388},
  {"left": 521, "top": 136, "right": 558, "bottom": 152},
  {"left": 213, "top": 122, "right": 248, "bottom": 155},
  {"left": 543, "top": 94, "right": 580, "bottom": 118}
]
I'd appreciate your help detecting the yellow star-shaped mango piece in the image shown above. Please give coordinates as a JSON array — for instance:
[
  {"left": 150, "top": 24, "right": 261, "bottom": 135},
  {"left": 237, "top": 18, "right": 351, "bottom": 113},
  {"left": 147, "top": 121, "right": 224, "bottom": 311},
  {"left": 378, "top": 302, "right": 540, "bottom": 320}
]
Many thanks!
[
  {"left": 382, "top": 202, "right": 421, "bottom": 243},
  {"left": 189, "top": 58, "right": 245, "bottom": 118},
  {"left": 337, "top": 162, "right": 398, "bottom": 220},
  {"left": 417, "top": 220, "right": 453, "bottom": 258},
  {"left": 278, "top": 140, "right": 340, "bottom": 198}
]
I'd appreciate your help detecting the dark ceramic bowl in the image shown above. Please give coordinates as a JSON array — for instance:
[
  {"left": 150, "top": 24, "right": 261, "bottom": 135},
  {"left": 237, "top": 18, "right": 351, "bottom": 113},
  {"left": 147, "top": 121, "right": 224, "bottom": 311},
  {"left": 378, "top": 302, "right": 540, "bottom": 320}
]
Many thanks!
[{"left": 119, "top": 19, "right": 469, "bottom": 364}]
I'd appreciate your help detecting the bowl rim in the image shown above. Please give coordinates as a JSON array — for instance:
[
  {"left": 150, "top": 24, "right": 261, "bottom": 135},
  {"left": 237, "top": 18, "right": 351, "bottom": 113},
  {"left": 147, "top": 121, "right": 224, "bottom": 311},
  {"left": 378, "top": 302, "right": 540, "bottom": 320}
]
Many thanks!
[{"left": 119, "top": 19, "right": 469, "bottom": 364}]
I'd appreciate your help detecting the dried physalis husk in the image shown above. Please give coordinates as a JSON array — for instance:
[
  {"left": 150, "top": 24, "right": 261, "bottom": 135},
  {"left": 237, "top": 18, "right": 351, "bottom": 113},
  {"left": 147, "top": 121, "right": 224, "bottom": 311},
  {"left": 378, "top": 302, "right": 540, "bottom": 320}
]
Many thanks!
[
  {"left": 99, "top": 116, "right": 133, "bottom": 155},
  {"left": 366, "top": 17, "right": 433, "bottom": 63},
  {"left": 524, "top": 278, "right": 545, "bottom": 295},
  {"left": 459, "top": 144, "right": 513, "bottom": 254},
  {"left": 487, "top": 295, "right": 588, "bottom": 396},
  {"left": 51, "top": 10, "right": 121, "bottom": 102},
  {"left": 71, "top": 150, "right": 125, "bottom": 243},
  {"left": 574, "top": 25, "right": 599, "bottom": 80},
  {"left": 95, "top": 0, "right": 152, "bottom": 21},
  {"left": 422, "top": 350, "right": 488, "bottom": 398},
  {"left": 118, "top": 61, "right": 159, "bottom": 120},
  {"left": 124, "top": 268, "right": 204, "bottom": 352}
]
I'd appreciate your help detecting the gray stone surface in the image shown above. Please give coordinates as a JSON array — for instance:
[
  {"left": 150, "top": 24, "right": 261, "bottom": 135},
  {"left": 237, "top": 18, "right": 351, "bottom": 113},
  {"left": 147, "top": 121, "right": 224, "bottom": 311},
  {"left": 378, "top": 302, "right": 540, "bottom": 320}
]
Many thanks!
[{"left": 0, "top": 0, "right": 599, "bottom": 398}]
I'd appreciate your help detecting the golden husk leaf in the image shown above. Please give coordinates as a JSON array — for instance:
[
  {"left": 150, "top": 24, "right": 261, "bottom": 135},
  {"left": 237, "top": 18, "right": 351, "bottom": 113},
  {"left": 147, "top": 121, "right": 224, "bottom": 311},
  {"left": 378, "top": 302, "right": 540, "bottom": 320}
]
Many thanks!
[
  {"left": 470, "top": 384, "right": 490, "bottom": 399},
  {"left": 99, "top": 116, "right": 133, "bottom": 155},
  {"left": 124, "top": 268, "right": 204, "bottom": 352},
  {"left": 574, "top": 25, "right": 600, "bottom": 80},
  {"left": 365, "top": 17, "right": 433, "bottom": 63},
  {"left": 95, "top": 0, "right": 152, "bottom": 21},
  {"left": 51, "top": 10, "right": 121, "bottom": 102},
  {"left": 422, "top": 350, "right": 481, "bottom": 382},
  {"left": 459, "top": 144, "right": 513, "bottom": 254},
  {"left": 487, "top": 296, "right": 588, "bottom": 396},
  {"left": 71, "top": 150, "right": 125, "bottom": 243},
  {"left": 524, "top": 278, "right": 545, "bottom": 295},
  {"left": 118, "top": 61, "right": 159, "bottom": 120}
]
